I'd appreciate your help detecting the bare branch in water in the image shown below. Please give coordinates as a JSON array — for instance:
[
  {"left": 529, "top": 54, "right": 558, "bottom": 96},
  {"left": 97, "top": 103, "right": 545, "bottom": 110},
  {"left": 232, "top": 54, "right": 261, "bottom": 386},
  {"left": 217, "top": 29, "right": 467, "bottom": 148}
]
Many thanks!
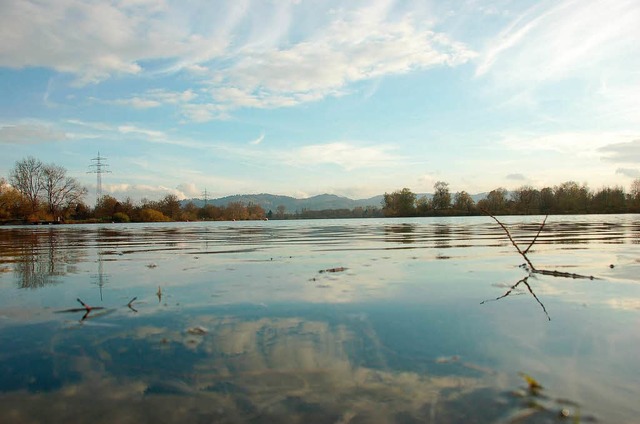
[
  {"left": 481, "top": 277, "right": 529, "bottom": 304},
  {"left": 481, "top": 213, "right": 598, "bottom": 320},
  {"left": 521, "top": 277, "right": 551, "bottom": 321},
  {"left": 523, "top": 215, "right": 548, "bottom": 255},
  {"left": 127, "top": 297, "right": 138, "bottom": 313},
  {"left": 481, "top": 210, "right": 536, "bottom": 271},
  {"left": 481, "top": 277, "right": 550, "bottom": 321},
  {"left": 534, "top": 269, "right": 595, "bottom": 280}
]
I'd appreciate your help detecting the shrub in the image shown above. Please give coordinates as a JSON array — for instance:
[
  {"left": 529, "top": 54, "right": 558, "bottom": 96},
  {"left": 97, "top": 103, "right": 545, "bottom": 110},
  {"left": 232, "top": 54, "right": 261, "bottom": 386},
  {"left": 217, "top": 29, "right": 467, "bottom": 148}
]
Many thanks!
[{"left": 112, "top": 212, "right": 130, "bottom": 223}]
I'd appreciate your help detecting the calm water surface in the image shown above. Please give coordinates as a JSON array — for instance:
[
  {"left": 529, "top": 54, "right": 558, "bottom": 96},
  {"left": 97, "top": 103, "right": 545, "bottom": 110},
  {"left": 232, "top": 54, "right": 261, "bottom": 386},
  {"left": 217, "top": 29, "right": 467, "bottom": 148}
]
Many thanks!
[{"left": 1, "top": 216, "right": 639, "bottom": 423}]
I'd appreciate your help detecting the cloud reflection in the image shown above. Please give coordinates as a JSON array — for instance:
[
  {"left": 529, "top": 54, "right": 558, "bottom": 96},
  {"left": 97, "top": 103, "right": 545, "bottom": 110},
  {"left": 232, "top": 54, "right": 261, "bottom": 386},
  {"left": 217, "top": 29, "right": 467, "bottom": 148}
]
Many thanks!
[{"left": 0, "top": 313, "right": 501, "bottom": 423}]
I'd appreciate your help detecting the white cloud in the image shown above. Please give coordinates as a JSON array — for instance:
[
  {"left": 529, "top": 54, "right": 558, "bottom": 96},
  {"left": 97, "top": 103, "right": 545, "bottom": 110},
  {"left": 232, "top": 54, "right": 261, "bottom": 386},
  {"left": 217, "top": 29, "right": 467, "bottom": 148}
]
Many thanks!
[
  {"left": 501, "top": 132, "right": 637, "bottom": 158},
  {"left": 0, "top": 0, "right": 228, "bottom": 84},
  {"left": 208, "top": 10, "right": 476, "bottom": 110},
  {"left": 115, "top": 97, "right": 162, "bottom": 109},
  {"left": 0, "top": 123, "right": 68, "bottom": 144},
  {"left": 176, "top": 182, "right": 200, "bottom": 198},
  {"left": 107, "top": 89, "right": 198, "bottom": 109},
  {"left": 286, "top": 142, "right": 402, "bottom": 170},
  {"left": 65, "top": 119, "right": 114, "bottom": 132},
  {"left": 0, "top": 1, "right": 474, "bottom": 116},
  {"left": 103, "top": 183, "right": 190, "bottom": 201},
  {"left": 118, "top": 125, "right": 166, "bottom": 140},
  {"left": 179, "top": 103, "right": 231, "bottom": 123},
  {"left": 476, "top": 0, "right": 640, "bottom": 83},
  {"left": 615, "top": 168, "right": 640, "bottom": 179},
  {"left": 250, "top": 133, "right": 265, "bottom": 145},
  {"left": 600, "top": 140, "right": 640, "bottom": 163},
  {"left": 506, "top": 173, "right": 526, "bottom": 181}
]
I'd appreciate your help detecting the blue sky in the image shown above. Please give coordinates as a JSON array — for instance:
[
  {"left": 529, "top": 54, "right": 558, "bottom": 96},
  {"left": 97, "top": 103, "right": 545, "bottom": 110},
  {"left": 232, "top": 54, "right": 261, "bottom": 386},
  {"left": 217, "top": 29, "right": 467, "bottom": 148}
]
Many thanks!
[{"left": 1, "top": 0, "right": 639, "bottom": 203}]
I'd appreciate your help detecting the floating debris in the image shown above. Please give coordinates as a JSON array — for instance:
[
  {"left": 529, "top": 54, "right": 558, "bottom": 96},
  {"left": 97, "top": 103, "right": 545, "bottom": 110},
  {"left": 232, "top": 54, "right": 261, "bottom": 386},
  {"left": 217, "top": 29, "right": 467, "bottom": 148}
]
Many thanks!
[
  {"left": 127, "top": 297, "right": 138, "bottom": 312},
  {"left": 519, "top": 372, "right": 543, "bottom": 396},
  {"left": 435, "top": 355, "right": 460, "bottom": 364},
  {"left": 186, "top": 326, "right": 208, "bottom": 335},
  {"left": 319, "top": 267, "right": 348, "bottom": 273}
]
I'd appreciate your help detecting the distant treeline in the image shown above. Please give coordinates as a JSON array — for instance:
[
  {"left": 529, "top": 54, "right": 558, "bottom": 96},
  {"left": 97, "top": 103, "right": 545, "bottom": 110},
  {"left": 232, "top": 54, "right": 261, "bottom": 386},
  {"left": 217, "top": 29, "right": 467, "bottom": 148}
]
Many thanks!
[
  {"left": 2, "top": 156, "right": 640, "bottom": 224},
  {"left": 382, "top": 181, "right": 640, "bottom": 217},
  {"left": 0, "top": 156, "right": 381, "bottom": 223}
]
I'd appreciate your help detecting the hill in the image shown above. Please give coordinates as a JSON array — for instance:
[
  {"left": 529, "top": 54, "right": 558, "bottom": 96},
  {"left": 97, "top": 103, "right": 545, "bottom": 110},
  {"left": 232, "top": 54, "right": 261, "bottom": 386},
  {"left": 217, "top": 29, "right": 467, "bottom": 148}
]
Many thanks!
[{"left": 181, "top": 192, "right": 490, "bottom": 212}]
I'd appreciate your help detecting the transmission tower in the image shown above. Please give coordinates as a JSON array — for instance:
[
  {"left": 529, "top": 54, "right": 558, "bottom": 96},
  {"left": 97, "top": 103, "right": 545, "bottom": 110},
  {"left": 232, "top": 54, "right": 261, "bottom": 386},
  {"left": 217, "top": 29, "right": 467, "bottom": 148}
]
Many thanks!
[
  {"left": 202, "top": 188, "right": 209, "bottom": 206},
  {"left": 88, "top": 152, "right": 111, "bottom": 204}
]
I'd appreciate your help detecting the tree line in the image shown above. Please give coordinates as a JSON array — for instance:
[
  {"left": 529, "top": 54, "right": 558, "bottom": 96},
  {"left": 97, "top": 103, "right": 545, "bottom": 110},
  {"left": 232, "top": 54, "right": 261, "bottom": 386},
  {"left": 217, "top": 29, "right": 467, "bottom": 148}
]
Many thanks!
[
  {"left": 3, "top": 157, "right": 640, "bottom": 224},
  {"left": 0, "top": 157, "right": 379, "bottom": 223},
  {"left": 0, "top": 157, "right": 273, "bottom": 223},
  {"left": 382, "top": 180, "right": 640, "bottom": 217}
]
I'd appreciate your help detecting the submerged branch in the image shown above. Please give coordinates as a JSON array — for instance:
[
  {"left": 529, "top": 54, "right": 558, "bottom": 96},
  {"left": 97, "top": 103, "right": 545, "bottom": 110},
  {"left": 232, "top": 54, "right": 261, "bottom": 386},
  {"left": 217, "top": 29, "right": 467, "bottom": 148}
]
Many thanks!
[
  {"left": 533, "top": 269, "right": 594, "bottom": 280},
  {"left": 523, "top": 215, "right": 548, "bottom": 255},
  {"left": 127, "top": 296, "right": 138, "bottom": 313},
  {"left": 481, "top": 213, "right": 597, "bottom": 320},
  {"left": 482, "top": 210, "right": 537, "bottom": 271}
]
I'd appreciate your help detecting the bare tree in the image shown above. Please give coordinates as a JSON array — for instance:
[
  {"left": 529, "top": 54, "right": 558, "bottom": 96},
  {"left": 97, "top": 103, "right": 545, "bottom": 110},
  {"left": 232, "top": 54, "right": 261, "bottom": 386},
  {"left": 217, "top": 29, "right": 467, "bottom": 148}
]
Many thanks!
[
  {"left": 42, "top": 164, "right": 88, "bottom": 217},
  {"left": 432, "top": 181, "right": 451, "bottom": 211},
  {"left": 9, "top": 156, "right": 44, "bottom": 213}
]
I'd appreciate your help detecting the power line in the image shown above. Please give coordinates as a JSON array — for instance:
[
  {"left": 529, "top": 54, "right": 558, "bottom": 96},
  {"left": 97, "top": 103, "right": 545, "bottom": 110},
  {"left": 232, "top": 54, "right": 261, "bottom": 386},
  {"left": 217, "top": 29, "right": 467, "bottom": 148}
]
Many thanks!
[{"left": 88, "top": 152, "right": 111, "bottom": 205}]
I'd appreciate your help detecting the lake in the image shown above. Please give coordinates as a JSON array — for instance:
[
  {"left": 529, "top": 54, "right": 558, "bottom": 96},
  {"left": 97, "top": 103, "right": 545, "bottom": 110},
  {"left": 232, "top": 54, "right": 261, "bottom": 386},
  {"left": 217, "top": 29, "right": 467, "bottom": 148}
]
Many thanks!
[{"left": 1, "top": 215, "right": 639, "bottom": 423}]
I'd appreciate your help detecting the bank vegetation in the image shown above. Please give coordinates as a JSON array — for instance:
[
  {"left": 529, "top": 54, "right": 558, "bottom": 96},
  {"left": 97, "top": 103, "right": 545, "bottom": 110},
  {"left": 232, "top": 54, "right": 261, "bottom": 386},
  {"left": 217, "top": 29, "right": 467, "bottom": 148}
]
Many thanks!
[{"left": 2, "top": 157, "right": 640, "bottom": 223}]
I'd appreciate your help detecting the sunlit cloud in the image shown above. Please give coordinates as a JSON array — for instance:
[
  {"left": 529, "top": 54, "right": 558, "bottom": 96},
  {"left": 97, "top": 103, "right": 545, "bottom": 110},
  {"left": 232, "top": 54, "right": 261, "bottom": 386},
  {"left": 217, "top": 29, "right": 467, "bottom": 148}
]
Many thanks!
[
  {"left": 0, "top": 1, "right": 474, "bottom": 117},
  {"left": 476, "top": 0, "right": 640, "bottom": 83},
  {"left": 104, "top": 183, "right": 188, "bottom": 200}
]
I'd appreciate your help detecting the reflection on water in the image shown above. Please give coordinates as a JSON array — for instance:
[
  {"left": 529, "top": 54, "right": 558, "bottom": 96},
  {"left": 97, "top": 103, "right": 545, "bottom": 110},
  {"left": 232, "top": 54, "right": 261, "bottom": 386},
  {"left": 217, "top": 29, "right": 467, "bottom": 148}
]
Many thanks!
[
  {"left": 0, "top": 228, "right": 87, "bottom": 289},
  {"left": 1, "top": 216, "right": 640, "bottom": 423}
]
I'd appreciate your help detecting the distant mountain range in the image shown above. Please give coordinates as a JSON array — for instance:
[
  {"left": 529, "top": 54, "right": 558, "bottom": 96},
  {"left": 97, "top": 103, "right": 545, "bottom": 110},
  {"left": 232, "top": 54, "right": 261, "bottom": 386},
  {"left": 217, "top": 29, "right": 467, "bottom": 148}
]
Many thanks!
[{"left": 181, "top": 192, "right": 490, "bottom": 212}]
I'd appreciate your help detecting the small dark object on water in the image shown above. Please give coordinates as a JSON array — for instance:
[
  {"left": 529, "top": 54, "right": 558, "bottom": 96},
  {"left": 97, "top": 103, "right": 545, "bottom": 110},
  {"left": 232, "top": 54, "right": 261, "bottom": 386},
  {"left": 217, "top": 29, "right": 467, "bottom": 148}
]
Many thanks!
[
  {"left": 319, "top": 267, "right": 347, "bottom": 273},
  {"left": 127, "top": 297, "right": 138, "bottom": 312},
  {"left": 186, "top": 326, "right": 208, "bottom": 335},
  {"left": 609, "top": 264, "right": 615, "bottom": 268}
]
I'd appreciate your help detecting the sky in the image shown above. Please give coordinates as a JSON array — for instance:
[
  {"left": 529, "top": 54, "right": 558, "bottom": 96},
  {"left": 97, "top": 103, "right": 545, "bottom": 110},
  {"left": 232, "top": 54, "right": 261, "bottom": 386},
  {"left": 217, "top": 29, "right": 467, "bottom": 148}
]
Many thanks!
[{"left": 1, "top": 0, "right": 639, "bottom": 204}]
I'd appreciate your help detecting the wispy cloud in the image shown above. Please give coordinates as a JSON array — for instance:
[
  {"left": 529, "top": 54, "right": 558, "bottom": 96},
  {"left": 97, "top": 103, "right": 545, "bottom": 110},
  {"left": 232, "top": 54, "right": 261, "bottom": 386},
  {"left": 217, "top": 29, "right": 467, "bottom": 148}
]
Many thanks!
[
  {"left": 286, "top": 142, "right": 403, "bottom": 170},
  {"left": 501, "top": 132, "right": 637, "bottom": 158},
  {"left": 0, "top": 122, "right": 68, "bottom": 144},
  {"left": 600, "top": 139, "right": 640, "bottom": 163},
  {"left": 109, "top": 89, "right": 197, "bottom": 109},
  {"left": 0, "top": 1, "right": 475, "bottom": 119},
  {"left": 476, "top": 0, "right": 640, "bottom": 83},
  {"left": 615, "top": 168, "right": 640, "bottom": 179},
  {"left": 250, "top": 133, "right": 265, "bottom": 145}
]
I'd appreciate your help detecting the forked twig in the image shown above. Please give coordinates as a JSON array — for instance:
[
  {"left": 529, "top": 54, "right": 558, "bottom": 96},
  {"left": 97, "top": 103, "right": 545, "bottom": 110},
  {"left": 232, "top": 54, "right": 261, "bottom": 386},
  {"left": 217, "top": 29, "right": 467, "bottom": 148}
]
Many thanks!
[
  {"left": 481, "top": 212, "right": 595, "bottom": 320},
  {"left": 521, "top": 277, "right": 551, "bottom": 321},
  {"left": 481, "top": 277, "right": 550, "bottom": 321},
  {"left": 523, "top": 215, "right": 548, "bottom": 255},
  {"left": 482, "top": 210, "right": 538, "bottom": 271}
]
